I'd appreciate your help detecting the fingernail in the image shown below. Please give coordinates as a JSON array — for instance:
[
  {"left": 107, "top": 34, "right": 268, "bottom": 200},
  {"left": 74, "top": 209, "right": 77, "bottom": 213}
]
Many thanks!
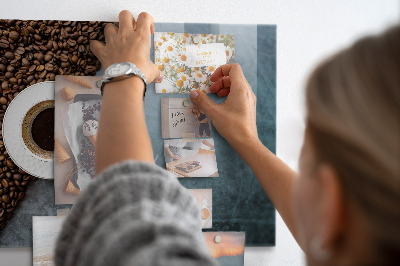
[
  {"left": 155, "top": 72, "right": 164, "bottom": 83},
  {"left": 190, "top": 90, "right": 199, "bottom": 100}
]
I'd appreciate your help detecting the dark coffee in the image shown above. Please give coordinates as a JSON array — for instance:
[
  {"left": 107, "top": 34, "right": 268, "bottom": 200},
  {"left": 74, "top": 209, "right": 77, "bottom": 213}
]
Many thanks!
[{"left": 31, "top": 107, "right": 54, "bottom": 152}]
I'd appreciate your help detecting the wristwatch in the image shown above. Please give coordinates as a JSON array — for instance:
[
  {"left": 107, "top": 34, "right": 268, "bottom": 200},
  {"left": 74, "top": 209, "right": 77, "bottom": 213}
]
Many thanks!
[{"left": 97, "top": 62, "right": 148, "bottom": 97}]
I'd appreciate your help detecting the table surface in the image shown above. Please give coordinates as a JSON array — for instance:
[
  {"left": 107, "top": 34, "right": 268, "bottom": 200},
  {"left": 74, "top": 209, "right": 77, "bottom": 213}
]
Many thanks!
[{"left": 0, "top": 0, "right": 399, "bottom": 265}]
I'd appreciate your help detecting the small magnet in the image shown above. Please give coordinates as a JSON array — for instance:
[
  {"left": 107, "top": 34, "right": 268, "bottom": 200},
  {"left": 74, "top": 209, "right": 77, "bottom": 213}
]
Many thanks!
[
  {"left": 96, "top": 80, "right": 102, "bottom": 88},
  {"left": 214, "top": 235, "right": 222, "bottom": 244},
  {"left": 183, "top": 98, "right": 191, "bottom": 107},
  {"left": 193, "top": 35, "right": 201, "bottom": 44}
]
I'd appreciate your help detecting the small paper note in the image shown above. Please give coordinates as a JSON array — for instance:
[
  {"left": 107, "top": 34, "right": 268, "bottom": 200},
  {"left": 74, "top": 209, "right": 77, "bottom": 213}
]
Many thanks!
[{"left": 184, "top": 43, "right": 226, "bottom": 67}]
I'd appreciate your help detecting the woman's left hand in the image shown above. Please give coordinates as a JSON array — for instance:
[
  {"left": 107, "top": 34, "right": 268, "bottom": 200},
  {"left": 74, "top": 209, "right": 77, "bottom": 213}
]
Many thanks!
[{"left": 90, "top": 10, "right": 163, "bottom": 83}]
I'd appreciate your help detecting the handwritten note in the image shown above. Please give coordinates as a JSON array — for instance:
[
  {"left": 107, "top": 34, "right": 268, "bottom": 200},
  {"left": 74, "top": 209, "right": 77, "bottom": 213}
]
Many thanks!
[
  {"left": 184, "top": 43, "right": 226, "bottom": 67},
  {"left": 171, "top": 111, "right": 186, "bottom": 128}
]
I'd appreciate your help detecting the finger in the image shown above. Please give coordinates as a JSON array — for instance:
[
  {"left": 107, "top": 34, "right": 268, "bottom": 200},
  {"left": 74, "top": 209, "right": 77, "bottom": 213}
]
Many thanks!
[
  {"left": 104, "top": 23, "right": 118, "bottom": 44},
  {"left": 90, "top": 40, "right": 105, "bottom": 59},
  {"left": 217, "top": 88, "right": 230, "bottom": 97},
  {"left": 209, "top": 76, "right": 231, "bottom": 93},
  {"left": 190, "top": 90, "right": 216, "bottom": 117},
  {"left": 136, "top": 12, "right": 154, "bottom": 37},
  {"left": 118, "top": 10, "right": 135, "bottom": 35},
  {"left": 210, "top": 63, "right": 243, "bottom": 82}
]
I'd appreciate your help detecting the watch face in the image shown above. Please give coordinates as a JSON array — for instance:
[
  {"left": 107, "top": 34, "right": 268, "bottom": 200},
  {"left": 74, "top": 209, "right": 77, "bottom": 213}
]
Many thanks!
[{"left": 106, "top": 62, "right": 131, "bottom": 77}]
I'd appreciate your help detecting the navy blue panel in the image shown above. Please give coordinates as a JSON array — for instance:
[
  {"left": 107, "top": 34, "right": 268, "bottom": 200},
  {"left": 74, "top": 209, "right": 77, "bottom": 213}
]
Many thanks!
[{"left": 145, "top": 23, "right": 276, "bottom": 246}]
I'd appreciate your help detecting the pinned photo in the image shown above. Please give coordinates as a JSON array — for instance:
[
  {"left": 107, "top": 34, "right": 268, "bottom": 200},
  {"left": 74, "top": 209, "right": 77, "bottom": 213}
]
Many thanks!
[
  {"left": 203, "top": 232, "right": 246, "bottom": 266},
  {"left": 164, "top": 138, "right": 218, "bottom": 177},
  {"left": 32, "top": 216, "right": 65, "bottom": 266},
  {"left": 154, "top": 32, "right": 235, "bottom": 93},
  {"left": 161, "top": 98, "right": 212, "bottom": 139},
  {"left": 53, "top": 75, "right": 102, "bottom": 204},
  {"left": 190, "top": 189, "right": 212, "bottom": 228}
]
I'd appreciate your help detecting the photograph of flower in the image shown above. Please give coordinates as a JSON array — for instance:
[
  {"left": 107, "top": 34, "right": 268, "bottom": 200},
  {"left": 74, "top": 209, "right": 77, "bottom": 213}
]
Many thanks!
[
  {"left": 189, "top": 189, "right": 212, "bottom": 228},
  {"left": 154, "top": 32, "right": 235, "bottom": 93},
  {"left": 203, "top": 232, "right": 246, "bottom": 266},
  {"left": 164, "top": 138, "right": 218, "bottom": 177}
]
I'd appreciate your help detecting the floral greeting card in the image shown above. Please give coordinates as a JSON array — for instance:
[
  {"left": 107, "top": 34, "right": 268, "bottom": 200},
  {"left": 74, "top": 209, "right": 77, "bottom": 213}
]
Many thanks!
[{"left": 154, "top": 32, "right": 235, "bottom": 93}]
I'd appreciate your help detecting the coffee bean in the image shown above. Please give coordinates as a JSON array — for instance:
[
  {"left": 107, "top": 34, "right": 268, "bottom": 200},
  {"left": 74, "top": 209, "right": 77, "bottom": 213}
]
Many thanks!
[
  {"left": 26, "top": 75, "right": 34, "bottom": 82},
  {"left": 9, "top": 77, "right": 17, "bottom": 84},
  {"left": 15, "top": 72, "right": 22, "bottom": 79},
  {"left": 0, "top": 39, "right": 9, "bottom": 49},
  {"left": 67, "top": 39, "right": 76, "bottom": 47},
  {"left": 1, "top": 195, "right": 9, "bottom": 204},
  {"left": 16, "top": 192, "right": 24, "bottom": 201},
  {"left": 0, "top": 64, "right": 5, "bottom": 73},
  {"left": 6, "top": 159, "right": 14, "bottom": 168},
  {"left": 44, "top": 63, "right": 53, "bottom": 72},
  {"left": 1, "top": 81, "right": 8, "bottom": 90},
  {"left": 15, "top": 47, "right": 25, "bottom": 55},
  {"left": 14, "top": 54, "right": 21, "bottom": 61},
  {"left": 4, "top": 51, "right": 14, "bottom": 60},
  {"left": 20, "top": 27, "right": 29, "bottom": 36},
  {"left": 1, "top": 179, "right": 8, "bottom": 189},
  {"left": 22, "top": 58, "right": 29, "bottom": 67},
  {"left": 38, "top": 70, "right": 47, "bottom": 79},
  {"left": 36, "top": 65, "right": 44, "bottom": 72},
  {"left": 44, "top": 54, "right": 52, "bottom": 61},
  {"left": 60, "top": 53, "right": 68, "bottom": 62},
  {"left": 71, "top": 32, "right": 79, "bottom": 40},
  {"left": 0, "top": 208, "right": 4, "bottom": 218}
]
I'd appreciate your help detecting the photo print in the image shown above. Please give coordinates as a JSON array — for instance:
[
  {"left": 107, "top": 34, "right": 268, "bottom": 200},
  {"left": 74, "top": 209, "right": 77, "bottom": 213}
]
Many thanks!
[
  {"left": 53, "top": 75, "right": 102, "bottom": 204},
  {"left": 189, "top": 189, "right": 212, "bottom": 228},
  {"left": 154, "top": 32, "right": 235, "bottom": 93},
  {"left": 32, "top": 216, "right": 66, "bottom": 266},
  {"left": 203, "top": 232, "right": 246, "bottom": 266},
  {"left": 161, "top": 97, "right": 212, "bottom": 139},
  {"left": 164, "top": 138, "right": 218, "bottom": 177}
]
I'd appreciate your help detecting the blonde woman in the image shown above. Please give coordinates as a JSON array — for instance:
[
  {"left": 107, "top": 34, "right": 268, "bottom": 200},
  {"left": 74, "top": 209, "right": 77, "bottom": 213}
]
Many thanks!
[{"left": 55, "top": 10, "right": 399, "bottom": 266}]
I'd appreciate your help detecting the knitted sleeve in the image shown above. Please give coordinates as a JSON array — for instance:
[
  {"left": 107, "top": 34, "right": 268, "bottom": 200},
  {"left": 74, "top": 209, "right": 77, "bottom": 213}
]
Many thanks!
[{"left": 54, "top": 160, "right": 216, "bottom": 266}]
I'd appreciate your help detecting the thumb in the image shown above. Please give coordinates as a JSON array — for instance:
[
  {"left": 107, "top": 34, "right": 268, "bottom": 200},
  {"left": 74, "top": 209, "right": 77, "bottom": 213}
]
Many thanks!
[{"left": 190, "top": 90, "right": 215, "bottom": 115}]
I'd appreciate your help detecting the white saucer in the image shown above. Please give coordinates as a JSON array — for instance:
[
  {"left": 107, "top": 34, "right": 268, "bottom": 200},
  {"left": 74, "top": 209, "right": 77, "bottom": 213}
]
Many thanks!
[{"left": 2, "top": 81, "right": 55, "bottom": 179}]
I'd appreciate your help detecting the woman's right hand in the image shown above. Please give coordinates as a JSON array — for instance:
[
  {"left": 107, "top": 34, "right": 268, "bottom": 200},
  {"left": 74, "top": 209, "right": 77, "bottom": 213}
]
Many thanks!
[{"left": 190, "top": 63, "right": 258, "bottom": 148}]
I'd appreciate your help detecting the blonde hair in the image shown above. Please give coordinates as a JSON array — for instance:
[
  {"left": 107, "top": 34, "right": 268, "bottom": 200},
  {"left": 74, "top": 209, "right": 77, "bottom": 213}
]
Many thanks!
[{"left": 305, "top": 25, "right": 400, "bottom": 264}]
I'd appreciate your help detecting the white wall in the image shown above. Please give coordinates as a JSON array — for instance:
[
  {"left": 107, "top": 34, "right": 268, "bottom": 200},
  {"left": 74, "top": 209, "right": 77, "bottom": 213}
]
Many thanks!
[{"left": 0, "top": 1, "right": 398, "bottom": 265}]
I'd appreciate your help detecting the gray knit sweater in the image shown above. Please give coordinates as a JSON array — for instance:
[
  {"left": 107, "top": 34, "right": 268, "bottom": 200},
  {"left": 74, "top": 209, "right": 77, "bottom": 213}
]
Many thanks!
[{"left": 54, "top": 160, "right": 217, "bottom": 266}]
